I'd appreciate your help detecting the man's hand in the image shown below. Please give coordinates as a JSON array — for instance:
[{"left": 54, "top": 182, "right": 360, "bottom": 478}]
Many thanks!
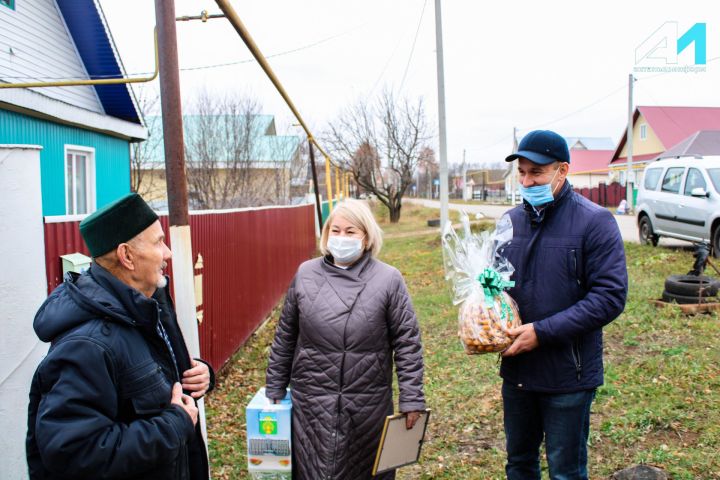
[
  {"left": 502, "top": 323, "right": 539, "bottom": 357},
  {"left": 404, "top": 411, "right": 422, "bottom": 430},
  {"left": 182, "top": 359, "right": 211, "bottom": 399},
  {"left": 171, "top": 382, "right": 198, "bottom": 426}
]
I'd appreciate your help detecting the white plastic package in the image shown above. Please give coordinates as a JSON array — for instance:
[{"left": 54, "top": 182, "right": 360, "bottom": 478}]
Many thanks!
[{"left": 442, "top": 213, "right": 521, "bottom": 354}]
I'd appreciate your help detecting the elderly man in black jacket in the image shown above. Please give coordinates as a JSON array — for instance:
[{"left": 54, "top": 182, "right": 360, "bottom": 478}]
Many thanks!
[{"left": 27, "top": 193, "right": 214, "bottom": 480}]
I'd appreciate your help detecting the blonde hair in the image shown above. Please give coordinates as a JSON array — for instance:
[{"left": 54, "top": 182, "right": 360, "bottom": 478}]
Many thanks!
[{"left": 320, "top": 199, "right": 383, "bottom": 257}]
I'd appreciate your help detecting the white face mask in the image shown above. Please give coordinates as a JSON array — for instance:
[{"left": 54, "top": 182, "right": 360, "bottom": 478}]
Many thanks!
[{"left": 327, "top": 235, "right": 365, "bottom": 265}]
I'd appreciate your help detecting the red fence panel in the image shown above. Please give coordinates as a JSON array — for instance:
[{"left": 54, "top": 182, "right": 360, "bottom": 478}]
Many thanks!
[
  {"left": 43, "top": 204, "right": 316, "bottom": 370},
  {"left": 573, "top": 182, "right": 626, "bottom": 208}
]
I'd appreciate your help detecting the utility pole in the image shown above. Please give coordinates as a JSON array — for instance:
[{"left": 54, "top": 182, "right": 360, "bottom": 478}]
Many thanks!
[
  {"left": 427, "top": 166, "right": 433, "bottom": 199},
  {"left": 626, "top": 73, "right": 635, "bottom": 212},
  {"left": 462, "top": 149, "right": 468, "bottom": 200},
  {"left": 307, "top": 140, "right": 323, "bottom": 228},
  {"left": 434, "top": 0, "right": 449, "bottom": 229},
  {"left": 511, "top": 126, "right": 518, "bottom": 204},
  {"left": 154, "top": 0, "right": 205, "bottom": 444}
]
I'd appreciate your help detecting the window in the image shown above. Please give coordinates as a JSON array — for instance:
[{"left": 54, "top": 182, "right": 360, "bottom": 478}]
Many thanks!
[
  {"left": 0, "top": 0, "right": 14, "bottom": 10},
  {"left": 644, "top": 168, "right": 662, "bottom": 190},
  {"left": 707, "top": 168, "right": 720, "bottom": 193},
  {"left": 683, "top": 168, "right": 707, "bottom": 195},
  {"left": 640, "top": 124, "right": 647, "bottom": 140},
  {"left": 660, "top": 167, "right": 685, "bottom": 194},
  {"left": 65, "top": 147, "right": 96, "bottom": 215}
]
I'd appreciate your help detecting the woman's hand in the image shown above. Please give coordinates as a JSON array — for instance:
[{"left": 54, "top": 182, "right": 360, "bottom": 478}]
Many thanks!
[{"left": 404, "top": 411, "right": 422, "bottom": 430}]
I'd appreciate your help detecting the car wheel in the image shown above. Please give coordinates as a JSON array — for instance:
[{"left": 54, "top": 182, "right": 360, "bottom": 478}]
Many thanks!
[
  {"left": 662, "top": 290, "right": 717, "bottom": 304},
  {"left": 713, "top": 226, "right": 720, "bottom": 259},
  {"left": 664, "top": 274, "right": 719, "bottom": 297},
  {"left": 639, "top": 216, "right": 659, "bottom": 247}
]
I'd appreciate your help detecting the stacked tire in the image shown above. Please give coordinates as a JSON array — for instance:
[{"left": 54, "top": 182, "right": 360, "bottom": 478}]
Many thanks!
[{"left": 662, "top": 275, "right": 720, "bottom": 304}]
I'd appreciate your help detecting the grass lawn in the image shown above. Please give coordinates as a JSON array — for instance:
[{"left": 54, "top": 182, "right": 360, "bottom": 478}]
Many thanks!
[{"left": 205, "top": 202, "right": 720, "bottom": 479}]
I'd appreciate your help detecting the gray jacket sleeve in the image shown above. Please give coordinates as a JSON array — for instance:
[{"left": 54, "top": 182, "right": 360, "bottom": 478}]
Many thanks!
[
  {"left": 265, "top": 276, "right": 299, "bottom": 400},
  {"left": 388, "top": 271, "right": 426, "bottom": 412}
]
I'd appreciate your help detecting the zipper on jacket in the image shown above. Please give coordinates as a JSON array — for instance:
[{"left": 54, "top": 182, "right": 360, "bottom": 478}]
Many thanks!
[
  {"left": 155, "top": 306, "right": 180, "bottom": 382},
  {"left": 570, "top": 249, "right": 581, "bottom": 287},
  {"left": 571, "top": 341, "right": 582, "bottom": 381}
]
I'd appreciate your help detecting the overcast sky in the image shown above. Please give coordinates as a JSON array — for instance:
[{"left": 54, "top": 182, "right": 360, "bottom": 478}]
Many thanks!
[{"left": 100, "top": 0, "right": 720, "bottom": 166}]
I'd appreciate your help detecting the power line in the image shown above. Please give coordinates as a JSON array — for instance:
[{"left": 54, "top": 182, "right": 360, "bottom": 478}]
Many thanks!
[
  {"left": 398, "top": 0, "right": 428, "bottom": 92},
  {"left": 0, "top": 24, "right": 365, "bottom": 80},
  {"left": 521, "top": 83, "right": 627, "bottom": 132},
  {"left": 369, "top": 21, "right": 410, "bottom": 96}
]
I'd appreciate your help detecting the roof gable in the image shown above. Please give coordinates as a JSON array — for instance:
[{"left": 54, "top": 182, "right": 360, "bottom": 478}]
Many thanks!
[
  {"left": 639, "top": 106, "right": 720, "bottom": 149},
  {"left": 55, "top": 0, "right": 141, "bottom": 124},
  {"left": 564, "top": 137, "right": 615, "bottom": 150},
  {"left": 612, "top": 106, "right": 720, "bottom": 162}
]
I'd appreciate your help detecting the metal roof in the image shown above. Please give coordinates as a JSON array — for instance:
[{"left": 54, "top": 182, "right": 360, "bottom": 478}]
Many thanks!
[
  {"left": 145, "top": 114, "right": 302, "bottom": 166},
  {"left": 611, "top": 106, "right": 720, "bottom": 164},
  {"left": 55, "top": 0, "right": 141, "bottom": 125},
  {"left": 655, "top": 130, "right": 720, "bottom": 160},
  {"left": 564, "top": 137, "right": 615, "bottom": 150}
]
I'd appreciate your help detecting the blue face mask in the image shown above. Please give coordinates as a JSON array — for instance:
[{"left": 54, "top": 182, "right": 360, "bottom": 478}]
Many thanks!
[{"left": 519, "top": 168, "right": 560, "bottom": 207}]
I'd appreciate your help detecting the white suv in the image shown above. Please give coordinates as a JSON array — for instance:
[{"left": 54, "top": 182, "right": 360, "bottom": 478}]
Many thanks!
[{"left": 636, "top": 155, "right": 720, "bottom": 257}]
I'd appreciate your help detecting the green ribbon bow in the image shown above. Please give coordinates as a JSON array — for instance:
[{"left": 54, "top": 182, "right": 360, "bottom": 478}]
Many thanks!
[
  {"left": 477, "top": 268, "right": 515, "bottom": 306},
  {"left": 477, "top": 268, "right": 516, "bottom": 326}
]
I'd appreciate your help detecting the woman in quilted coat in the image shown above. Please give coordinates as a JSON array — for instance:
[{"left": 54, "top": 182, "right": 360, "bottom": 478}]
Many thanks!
[{"left": 266, "top": 199, "right": 426, "bottom": 480}]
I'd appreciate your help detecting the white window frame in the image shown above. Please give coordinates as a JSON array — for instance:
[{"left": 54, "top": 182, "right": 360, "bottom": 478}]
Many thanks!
[
  {"left": 640, "top": 123, "right": 647, "bottom": 141},
  {"left": 64, "top": 145, "right": 96, "bottom": 215}
]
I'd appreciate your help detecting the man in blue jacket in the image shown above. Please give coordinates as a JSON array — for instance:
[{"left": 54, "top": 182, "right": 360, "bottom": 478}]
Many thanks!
[
  {"left": 26, "top": 193, "right": 214, "bottom": 479},
  {"left": 499, "top": 130, "right": 627, "bottom": 479}
]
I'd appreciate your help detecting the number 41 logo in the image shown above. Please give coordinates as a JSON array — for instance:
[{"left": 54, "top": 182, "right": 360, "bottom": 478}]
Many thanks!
[{"left": 635, "top": 22, "right": 706, "bottom": 65}]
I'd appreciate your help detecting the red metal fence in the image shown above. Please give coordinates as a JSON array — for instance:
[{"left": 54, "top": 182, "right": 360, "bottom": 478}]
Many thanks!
[
  {"left": 573, "top": 181, "right": 625, "bottom": 207},
  {"left": 43, "top": 204, "right": 316, "bottom": 370}
]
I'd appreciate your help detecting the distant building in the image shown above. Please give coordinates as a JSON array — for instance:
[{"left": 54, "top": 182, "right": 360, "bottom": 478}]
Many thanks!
[
  {"left": 609, "top": 106, "right": 720, "bottom": 187},
  {"left": 504, "top": 134, "right": 616, "bottom": 196},
  {"left": 564, "top": 137, "right": 615, "bottom": 150},
  {"left": 460, "top": 169, "right": 506, "bottom": 201},
  {"left": 567, "top": 149, "right": 615, "bottom": 189},
  {"left": 138, "top": 115, "right": 302, "bottom": 209}
]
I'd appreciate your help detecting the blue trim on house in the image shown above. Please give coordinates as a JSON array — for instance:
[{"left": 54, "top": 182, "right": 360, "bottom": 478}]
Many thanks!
[
  {"left": 55, "top": 0, "right": 141, "bottom": 125},
  {"left": 0, "top": 108, "right": 131, "bottom": 215}
]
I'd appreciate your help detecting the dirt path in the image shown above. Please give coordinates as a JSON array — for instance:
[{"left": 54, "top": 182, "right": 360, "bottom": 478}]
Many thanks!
[{"left": 384, "top": 228, "right": 441, "bottom": 239}]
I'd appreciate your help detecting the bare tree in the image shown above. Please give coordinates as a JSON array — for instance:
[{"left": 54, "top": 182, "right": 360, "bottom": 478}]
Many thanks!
[
  {"left": 183, "top": 92, "right": 292, "bottom": 209},
  {"left": 416, "top": 146, "right": 438, "bottom": 199},
  {"left": 326, "top": 90, "right": 432, "bottom": 222},
  {"left": 130, "top": 87, "right": 161, "bottom": 197}
]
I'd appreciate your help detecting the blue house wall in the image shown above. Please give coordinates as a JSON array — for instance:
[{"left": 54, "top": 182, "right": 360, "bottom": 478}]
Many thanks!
[{"left": 0, "top": 108, "right": 131, "bottom": 216}]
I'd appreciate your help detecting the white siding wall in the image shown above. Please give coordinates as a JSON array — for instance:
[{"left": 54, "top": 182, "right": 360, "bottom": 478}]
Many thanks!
[
  {"left": 568, "top": 173, "right": 608, "bottom": 189},
  {"left": 0, "top": 145, "right": 48, "bottom": 480},
  {"left": 0, "top": 0, "right": 104, "bottom": 113}
]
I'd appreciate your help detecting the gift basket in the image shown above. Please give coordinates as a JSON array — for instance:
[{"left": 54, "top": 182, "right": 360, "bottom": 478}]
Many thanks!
[{"left": 442, "top": 213, "right": 521, "bottom": 354}]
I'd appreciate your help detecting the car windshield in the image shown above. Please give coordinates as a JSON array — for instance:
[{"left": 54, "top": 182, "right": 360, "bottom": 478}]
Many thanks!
[{"left": 708, "top": 168, "right": 720, "bottom": 193}]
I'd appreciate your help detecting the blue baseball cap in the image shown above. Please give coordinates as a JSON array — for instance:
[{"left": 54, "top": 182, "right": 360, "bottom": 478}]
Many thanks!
[{"left": 505, "top": 130, "right": 570, "bottom": 165}]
